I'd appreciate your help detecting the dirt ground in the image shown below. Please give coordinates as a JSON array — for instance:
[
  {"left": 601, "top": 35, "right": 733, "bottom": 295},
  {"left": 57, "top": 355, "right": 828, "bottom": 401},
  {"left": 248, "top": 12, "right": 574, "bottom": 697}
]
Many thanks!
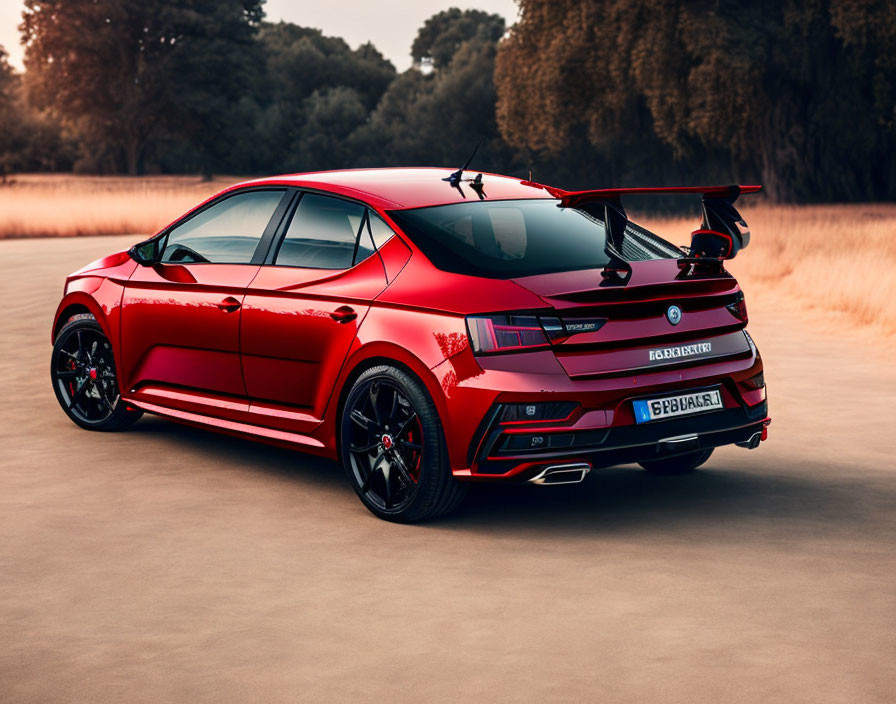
[{"left": 2, "top": 236, "right": 894, "bottom": 703}]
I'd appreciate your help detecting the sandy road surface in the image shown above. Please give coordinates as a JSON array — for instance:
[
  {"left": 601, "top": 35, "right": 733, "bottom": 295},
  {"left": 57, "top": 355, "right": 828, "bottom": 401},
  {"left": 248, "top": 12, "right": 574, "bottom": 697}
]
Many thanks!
[{"left": 1, "top": 236, "right": 895, "bottom": 703}]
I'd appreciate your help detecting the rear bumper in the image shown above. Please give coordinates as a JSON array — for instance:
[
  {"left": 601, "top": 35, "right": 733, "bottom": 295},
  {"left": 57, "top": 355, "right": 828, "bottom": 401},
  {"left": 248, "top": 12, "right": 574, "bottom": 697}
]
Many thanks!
[
  {"left": 434, "top": 340, "right": 769, "bottom": 481},
  {"left": 467, "top": 400, "right": 769, "bottom": 481}
]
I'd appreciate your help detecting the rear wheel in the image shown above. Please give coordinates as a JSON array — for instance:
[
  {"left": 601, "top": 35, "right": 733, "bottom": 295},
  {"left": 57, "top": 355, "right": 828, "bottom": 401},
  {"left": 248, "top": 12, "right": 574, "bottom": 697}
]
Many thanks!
[
  {"left": 639, "top": 448, "right": 713, "bottom": 475},
  {"left": 51, "top": 314, "right": 142, "bottom": 431},
  {"left": 340, "top": 365, "right": 466, "bottom": 522}
]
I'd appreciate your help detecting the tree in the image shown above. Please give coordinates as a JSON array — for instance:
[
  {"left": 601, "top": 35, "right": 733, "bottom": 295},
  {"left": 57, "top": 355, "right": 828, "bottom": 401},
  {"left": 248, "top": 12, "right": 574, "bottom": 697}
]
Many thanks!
[
  {"left": 251, "top": 22, "right": 397, "bottom": 172},
  {"left": 353, "top": 9, "right": 523, "bottom": 175},
  {"left": 495, "top": 0, "right": 896, "bottom": 201},
  {"left": 21, "top": 0, "right": 264, "bottom": 175}
]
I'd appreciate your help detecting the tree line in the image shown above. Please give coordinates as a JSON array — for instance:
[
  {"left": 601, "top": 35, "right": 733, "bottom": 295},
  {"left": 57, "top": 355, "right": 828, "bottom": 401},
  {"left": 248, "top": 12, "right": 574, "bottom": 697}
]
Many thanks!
[{"left": 1, "top": 0, "right": 893, "bottom": 202}]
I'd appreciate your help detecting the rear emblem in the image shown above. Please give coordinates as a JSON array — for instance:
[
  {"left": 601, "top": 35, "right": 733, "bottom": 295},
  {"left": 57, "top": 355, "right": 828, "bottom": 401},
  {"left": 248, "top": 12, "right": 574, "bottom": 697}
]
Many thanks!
[{"left": 666, "top": 305, "right": 682, "bottom": 326}]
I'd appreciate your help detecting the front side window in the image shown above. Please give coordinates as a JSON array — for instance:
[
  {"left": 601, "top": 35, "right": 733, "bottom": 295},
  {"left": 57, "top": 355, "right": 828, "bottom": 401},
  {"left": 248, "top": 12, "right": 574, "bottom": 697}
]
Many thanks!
[
  {"left": 275, "top": 193, "right": 366, "bottom": 269},
  {"left": 162, "top": 190, "right": 285, "bottom": 264}
]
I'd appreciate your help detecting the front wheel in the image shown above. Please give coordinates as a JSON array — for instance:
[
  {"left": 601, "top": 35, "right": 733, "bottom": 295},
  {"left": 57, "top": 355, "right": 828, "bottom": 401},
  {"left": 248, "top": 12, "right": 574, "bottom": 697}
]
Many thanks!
[
  {"left": 51, "top": 314, "right": 142, "bottom": 431},
  {"left": 340, "top": 365, "right": 466, "bottom": 522},
  {"left": 639, "top": 448, "right": 714, "bottom": 475}
]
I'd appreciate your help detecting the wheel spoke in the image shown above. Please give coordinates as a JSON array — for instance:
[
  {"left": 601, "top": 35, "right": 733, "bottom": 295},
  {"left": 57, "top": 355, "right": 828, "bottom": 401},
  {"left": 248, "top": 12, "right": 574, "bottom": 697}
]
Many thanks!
[
  {"left": 391, "top": 452, "right": 416, "bottom": 487},
  {"left": 56, "top": 370, "right": 79, "bottom": 380},
  {"left": 350, "top": 409, "right": 376, "bottom": 432},
  {"left": 68, "top": 379, "right": 89, "bottom": 410},
  {"left": 382, "top": 465, "right": 392, "bottom": 508},
  {"left": 399, "top": 440, "right": 422, "bottom": 451},
  {"left": 76, "top": 330, "right": 84, "bottom": 358},
  {"left": 369, "top": 383, "right": 383, "bottom": 425},
  {"left": 396, "top": 412, "right": 417, "bottom": 437},
  {"left": 349, "top": 441, "right": 380, "bottom": 453},
  {"left": 360, "top": 450, "right": 385, "bottom": 493}
]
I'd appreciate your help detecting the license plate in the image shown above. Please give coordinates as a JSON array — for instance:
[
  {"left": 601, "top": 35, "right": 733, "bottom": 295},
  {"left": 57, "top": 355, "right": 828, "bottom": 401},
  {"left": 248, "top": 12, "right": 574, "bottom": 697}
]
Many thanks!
[{"left": 632, "top": 388, "right": 723, "bottom": 424}]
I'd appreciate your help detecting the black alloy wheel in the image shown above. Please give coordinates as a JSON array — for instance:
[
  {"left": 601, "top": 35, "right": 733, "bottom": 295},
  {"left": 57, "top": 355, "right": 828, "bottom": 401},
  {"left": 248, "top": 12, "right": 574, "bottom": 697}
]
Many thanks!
[
  {"left": 51, "top": 314, "right": 142, "bottom": 431},
  {"left": 341, "top": 365, "right": 466, "bottom": 522}
]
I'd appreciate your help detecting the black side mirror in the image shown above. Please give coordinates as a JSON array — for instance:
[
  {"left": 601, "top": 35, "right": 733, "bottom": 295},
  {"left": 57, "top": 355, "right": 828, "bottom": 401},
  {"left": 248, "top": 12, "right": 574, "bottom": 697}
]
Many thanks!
[{"left": 128, "top": 238, "right": 161, "bottom": 266}]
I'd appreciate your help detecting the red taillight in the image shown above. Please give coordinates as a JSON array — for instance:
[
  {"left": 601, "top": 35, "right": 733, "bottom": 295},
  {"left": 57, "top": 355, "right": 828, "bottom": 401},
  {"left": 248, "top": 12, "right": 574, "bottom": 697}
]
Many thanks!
[
  {"left": 467, "top": 314, "right": 549, "bottom": 354},
  {"left": 726, "top": 291, "right": 748, "bottom": 323}
]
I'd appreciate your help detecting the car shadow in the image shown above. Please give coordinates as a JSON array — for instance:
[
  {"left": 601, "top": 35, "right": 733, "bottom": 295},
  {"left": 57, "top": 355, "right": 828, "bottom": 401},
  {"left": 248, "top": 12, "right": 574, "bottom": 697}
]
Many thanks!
[{"left": 129, "top": 416, "right": 888, "bottom": 537}]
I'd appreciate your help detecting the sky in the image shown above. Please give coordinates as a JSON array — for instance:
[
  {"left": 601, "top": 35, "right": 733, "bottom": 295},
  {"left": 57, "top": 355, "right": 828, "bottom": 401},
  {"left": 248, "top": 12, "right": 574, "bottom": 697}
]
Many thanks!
[{"left": 0, "top": 0, "right": 519, "bottom": 72}]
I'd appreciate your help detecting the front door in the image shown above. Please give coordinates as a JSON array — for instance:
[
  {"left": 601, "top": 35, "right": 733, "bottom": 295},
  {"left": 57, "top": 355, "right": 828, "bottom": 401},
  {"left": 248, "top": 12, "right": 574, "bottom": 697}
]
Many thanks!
[{"left": 120, "top": 188, "right": 290, "bottom": 402}]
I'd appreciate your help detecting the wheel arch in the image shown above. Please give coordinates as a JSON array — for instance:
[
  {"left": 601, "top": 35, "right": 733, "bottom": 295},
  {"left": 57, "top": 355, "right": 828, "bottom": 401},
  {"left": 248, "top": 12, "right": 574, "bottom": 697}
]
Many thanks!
[
  {"left": 52, "top": 293, "right": 110, "bottom": 342},
  {"left": 324, "top": 344, "right": 453, "bottom": 465}
]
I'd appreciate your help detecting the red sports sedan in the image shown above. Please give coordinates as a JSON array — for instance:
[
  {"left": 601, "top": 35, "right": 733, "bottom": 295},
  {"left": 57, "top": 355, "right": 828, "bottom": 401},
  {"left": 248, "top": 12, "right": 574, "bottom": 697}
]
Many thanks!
[{"left": 50, "top": 168, "right": 770, "bottom": 522}]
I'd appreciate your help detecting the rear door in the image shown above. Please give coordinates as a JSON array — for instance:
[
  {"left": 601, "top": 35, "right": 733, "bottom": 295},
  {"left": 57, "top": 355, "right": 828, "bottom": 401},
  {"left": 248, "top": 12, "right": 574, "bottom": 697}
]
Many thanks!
[
  {"left": 121, "top": 188, "right": 290, "bottom": 402},
  {"left": 239, "top": 193, "right": 390, "bottom": 432}
]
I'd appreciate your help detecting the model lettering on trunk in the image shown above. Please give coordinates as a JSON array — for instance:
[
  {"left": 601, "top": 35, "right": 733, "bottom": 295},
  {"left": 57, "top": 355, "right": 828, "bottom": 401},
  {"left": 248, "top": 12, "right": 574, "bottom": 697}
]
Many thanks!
[{"left": 648, "top": 342, "right": 712, "bottom": 362}]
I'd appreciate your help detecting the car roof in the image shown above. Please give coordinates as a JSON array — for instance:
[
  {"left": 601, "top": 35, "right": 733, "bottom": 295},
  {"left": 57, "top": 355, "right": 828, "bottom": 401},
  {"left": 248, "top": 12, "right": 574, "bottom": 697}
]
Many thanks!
[{"left": 234, "top": 167, "right": 556, "bottom": 210}]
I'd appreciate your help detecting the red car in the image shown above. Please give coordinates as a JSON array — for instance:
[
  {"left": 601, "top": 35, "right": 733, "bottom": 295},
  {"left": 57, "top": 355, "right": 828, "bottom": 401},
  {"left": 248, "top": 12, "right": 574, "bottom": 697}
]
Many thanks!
[{"left": 50, "top": 168, "right": 769, "bottom": 522}]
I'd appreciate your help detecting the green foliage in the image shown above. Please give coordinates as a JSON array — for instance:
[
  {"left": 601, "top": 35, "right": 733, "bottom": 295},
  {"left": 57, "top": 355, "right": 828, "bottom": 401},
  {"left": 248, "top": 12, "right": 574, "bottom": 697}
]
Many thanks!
[
  {"left": 2, "top": 2, "right": 892, "bottom": 200},
  {"left": 21, "top": 0, "right": 264, "bottom": 175},
  {"left": 495, "top": 0, "right": 896, "bottom": 201}
]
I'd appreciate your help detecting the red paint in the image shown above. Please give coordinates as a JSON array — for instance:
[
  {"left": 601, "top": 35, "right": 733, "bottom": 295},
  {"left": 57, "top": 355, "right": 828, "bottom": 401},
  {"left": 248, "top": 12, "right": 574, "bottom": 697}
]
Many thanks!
[{"left": 51, "top": 168, "right": 769, "bottom": 481}]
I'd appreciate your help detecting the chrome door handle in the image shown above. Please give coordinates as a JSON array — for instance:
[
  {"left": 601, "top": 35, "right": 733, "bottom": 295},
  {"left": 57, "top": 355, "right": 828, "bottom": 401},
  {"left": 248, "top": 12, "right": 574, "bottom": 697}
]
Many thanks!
[
  {"left": 330, "top": 305, "right": 357, "bottom": 324},
  {"left": 217, "top": 296, "right": 242, "bottom": 313}
]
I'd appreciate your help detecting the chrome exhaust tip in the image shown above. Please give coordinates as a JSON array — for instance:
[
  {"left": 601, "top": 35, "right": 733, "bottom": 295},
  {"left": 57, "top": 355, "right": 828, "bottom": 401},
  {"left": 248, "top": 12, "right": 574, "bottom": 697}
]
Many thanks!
[
  {"left": 736, "top": 431, "right": 762, "bottom": 450},
  {"left": 529, "top": 462, "right": 591, "bottom": 485}
]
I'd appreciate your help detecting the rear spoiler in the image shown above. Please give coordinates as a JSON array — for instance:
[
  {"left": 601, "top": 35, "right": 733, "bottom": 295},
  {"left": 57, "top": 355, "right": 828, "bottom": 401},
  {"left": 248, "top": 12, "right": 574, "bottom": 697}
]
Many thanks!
[
  {"left": 537, "top": 184, "right": 762, "bottom": 208},
  {"left": 525, "top": 182, "right": 762, "bottom": 276}
]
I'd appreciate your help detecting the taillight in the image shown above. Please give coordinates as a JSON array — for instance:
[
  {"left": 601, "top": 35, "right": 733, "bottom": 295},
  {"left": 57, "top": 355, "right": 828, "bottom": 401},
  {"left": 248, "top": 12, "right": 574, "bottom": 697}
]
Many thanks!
[
  {"left": 726, "top": 291, "right": 748, "bottom": 323},
  {"left": 742, "top": 371, "right": 764, "bottom": 390},
  {"left": 467, "top": 313, "right": 608, "bottom": 354},
  {"left": 467, "top": 314, "right": 549, "bottom": 354}
]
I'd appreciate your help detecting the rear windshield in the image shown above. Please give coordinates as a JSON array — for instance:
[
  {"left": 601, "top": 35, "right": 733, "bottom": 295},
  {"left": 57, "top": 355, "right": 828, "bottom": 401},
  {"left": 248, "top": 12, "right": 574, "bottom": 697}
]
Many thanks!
[{"left": 388, "top": 199, "right": 679, "bottom": 279}]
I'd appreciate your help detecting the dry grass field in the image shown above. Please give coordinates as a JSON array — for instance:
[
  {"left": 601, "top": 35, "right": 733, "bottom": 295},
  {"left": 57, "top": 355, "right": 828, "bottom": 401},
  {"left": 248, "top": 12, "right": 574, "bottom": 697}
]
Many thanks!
[
  {"left": 1, "top": 174, "right": 894, "bottom": 337},
  {"left": 0, "top": 174, "right": 236, "bottom": 239}
]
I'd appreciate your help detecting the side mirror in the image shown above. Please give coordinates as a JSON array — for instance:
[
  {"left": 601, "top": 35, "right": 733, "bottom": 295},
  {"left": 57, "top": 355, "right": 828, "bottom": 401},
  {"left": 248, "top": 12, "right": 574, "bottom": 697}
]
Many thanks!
[{"left": 128, "top": 238, "right": 161, "bottom": 266}]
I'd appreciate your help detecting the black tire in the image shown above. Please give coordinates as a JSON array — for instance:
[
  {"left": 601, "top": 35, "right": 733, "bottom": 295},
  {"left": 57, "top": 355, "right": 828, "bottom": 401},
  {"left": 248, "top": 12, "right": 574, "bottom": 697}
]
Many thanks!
[
  {"left": 51, "top": 313, "right": 143, "bottom": 431},
  {"left": 340, "top": 365, "right": 467, "bottom": 522},
  {"left": 639, "top": 447, "right": 714, "bottom": 475}
]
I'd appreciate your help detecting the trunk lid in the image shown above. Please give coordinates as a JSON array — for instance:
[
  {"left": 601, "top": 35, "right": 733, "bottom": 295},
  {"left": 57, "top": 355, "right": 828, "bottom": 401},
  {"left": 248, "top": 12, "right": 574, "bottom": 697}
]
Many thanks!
[{"left": 513, "top": 259, "right": 751, "bottom": 378}]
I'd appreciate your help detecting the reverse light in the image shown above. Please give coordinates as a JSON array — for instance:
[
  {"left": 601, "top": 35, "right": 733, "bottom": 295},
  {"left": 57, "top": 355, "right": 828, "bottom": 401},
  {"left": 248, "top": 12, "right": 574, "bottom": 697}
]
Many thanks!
[{"left": 726, "top": 291, "right": 748, "bottom": 323}]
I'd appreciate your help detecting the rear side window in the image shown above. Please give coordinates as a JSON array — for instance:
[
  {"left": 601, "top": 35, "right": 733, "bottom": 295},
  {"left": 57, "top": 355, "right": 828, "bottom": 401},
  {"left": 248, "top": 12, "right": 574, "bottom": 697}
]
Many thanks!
[
  {"left": 275, "top": 193, "right": 366, "bottom": 269},
  {"left": 161, "top": 190, "right": 284, "bottom": 264}
]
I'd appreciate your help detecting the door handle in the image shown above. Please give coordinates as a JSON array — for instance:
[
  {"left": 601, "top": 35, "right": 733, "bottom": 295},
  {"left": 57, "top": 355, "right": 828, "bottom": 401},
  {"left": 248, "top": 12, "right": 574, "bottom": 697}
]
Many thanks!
[
  {"left": 330, "top": 305, "right": 357, "bottom": 324},
  {"left": 216, "top": 296, "right": 242, "bottom": 313}
]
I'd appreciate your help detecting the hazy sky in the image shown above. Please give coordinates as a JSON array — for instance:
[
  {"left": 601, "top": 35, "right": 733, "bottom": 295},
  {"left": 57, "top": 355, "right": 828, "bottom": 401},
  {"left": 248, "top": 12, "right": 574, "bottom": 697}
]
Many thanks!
[{"left": 0, "top": 0, "right": 519, "bottom": 71}]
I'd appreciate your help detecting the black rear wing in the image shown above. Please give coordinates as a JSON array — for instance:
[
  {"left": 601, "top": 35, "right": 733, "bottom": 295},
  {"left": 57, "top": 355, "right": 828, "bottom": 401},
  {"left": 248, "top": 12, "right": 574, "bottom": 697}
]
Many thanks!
[{"left": 529, "top": 181, "right": 761, "bottom": 261}]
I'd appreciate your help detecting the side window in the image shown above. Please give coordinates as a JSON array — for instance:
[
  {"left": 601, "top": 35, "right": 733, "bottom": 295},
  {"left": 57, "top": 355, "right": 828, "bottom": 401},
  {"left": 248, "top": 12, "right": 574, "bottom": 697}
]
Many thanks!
[
  {"left": 275, "top": 193, "right": 365, "bottom": 269},
  {"left": 162, "top": 190, "right": 284, "bottom": 264},
  {"left": 368, "top": 212, "right": 396, "bottom": 249}
]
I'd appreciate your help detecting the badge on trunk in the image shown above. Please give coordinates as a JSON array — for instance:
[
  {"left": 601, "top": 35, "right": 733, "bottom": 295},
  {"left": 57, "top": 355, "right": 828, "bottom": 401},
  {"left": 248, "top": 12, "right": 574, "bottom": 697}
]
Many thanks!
[{"left": 666, "top": 305, "right": 682, "bottom": 325}]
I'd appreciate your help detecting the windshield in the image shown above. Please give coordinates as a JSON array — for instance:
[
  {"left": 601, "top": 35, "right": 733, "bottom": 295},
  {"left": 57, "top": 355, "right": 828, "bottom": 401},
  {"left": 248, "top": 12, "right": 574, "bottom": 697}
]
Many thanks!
[{"left": 388, "top": 199, "right": 677, "bottom": 279}]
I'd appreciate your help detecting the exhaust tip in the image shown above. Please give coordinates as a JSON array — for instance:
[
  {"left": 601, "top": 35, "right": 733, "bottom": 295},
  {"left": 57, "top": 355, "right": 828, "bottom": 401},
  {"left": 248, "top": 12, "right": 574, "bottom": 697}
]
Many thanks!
[
  {"left": 529, "top": 462, "right": 591, "bottom": 486},
  {"left": 736, "top": 431, "right": 762, "bottom": 450}
]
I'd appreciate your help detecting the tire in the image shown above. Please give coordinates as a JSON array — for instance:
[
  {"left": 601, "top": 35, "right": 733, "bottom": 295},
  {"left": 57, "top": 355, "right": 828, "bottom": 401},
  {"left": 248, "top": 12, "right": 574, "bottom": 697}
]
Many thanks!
[
  {"left": 51, "top": 313, "right": 143, "bottom": 431},
  {"left": 639, "top": 447, "right": 714, "bottom": 475},
  {"left": 340, "top": 364, "right": 467, "bottom": 523}
]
